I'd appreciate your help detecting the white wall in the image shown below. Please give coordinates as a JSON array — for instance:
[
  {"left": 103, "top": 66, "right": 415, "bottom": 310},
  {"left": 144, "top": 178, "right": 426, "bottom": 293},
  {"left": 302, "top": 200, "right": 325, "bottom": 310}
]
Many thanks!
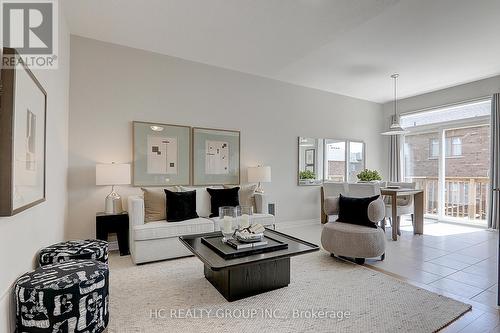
[
  {"left": 68, "top": 36, "right": 386, "bottom": 239},
  {"left": 0, "top": 3, "right": 70, "bottom": 332},
  {"left": 380, "top": 75, "right": 500, "bottom": 178}
]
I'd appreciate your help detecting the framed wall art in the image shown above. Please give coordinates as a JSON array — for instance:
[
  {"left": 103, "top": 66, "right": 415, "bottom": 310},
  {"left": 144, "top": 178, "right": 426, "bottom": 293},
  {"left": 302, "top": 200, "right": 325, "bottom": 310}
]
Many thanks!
[
  {"left": 0, "top": 48, "right": 47, "bottom": 216},
  {"left": 192, "top": 127, "right": 240, "bottom": 185},
  {"left": 133, "top": 121, "right": 190, "bottom": 186}
]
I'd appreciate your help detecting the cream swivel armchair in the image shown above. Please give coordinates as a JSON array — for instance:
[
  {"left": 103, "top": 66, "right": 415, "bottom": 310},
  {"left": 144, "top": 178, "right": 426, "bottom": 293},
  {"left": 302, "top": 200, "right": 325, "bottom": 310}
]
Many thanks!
[
  {"left": 320, "top": 183, "right": 386, "bottom": 264},
  {"left": 384, "top": 182, "right": 416, "bottom": 236}
]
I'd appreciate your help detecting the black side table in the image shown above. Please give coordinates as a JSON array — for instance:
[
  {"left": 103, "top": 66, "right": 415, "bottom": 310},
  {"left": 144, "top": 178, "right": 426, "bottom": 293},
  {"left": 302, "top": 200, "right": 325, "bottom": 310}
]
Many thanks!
[{"left": 96, "top": 212, "right": 130, "bottom": 256}]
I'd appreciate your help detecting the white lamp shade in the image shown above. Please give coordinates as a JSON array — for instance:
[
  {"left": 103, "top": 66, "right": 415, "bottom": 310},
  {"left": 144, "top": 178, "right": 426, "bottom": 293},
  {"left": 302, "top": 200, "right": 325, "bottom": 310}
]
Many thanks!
[
  {"left": 96, "top": 163, "right": 131, "bottom": 185},
  {"left": 247, "top": 166, "right": 271, "bottom": 183}
]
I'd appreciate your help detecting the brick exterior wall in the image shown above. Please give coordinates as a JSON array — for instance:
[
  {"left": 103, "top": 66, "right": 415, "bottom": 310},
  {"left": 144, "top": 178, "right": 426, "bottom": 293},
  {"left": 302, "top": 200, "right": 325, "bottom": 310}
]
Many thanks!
[{"left": 404, "top": 125, "right": 490, "bottom": 178}]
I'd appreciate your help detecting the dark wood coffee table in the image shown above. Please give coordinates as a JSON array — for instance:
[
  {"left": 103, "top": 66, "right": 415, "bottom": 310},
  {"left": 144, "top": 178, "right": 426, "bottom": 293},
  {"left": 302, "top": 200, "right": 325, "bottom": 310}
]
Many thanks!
[{"left": 179, "top": 228, "right": 319, "bottom": 301}]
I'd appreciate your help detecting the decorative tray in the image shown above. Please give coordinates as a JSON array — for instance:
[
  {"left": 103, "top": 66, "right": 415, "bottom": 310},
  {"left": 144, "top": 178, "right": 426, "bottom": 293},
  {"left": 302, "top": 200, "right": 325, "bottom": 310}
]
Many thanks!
[{"left": 201, "top": 234, "right": 288, "bottom": 259}]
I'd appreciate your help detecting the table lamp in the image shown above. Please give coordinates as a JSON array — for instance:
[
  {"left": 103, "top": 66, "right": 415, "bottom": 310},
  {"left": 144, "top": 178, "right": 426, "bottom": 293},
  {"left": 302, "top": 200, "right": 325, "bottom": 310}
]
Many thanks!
[
  {"left": 247, "top": 166, "right": 271, "bottom": 193},
  {"left": 96, "top": 163, "right": 131, "bottom": 214}
]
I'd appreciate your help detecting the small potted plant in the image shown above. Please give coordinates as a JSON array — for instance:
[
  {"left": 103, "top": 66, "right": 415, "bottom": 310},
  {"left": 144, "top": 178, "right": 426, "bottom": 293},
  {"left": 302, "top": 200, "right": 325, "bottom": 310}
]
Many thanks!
[
  {"left": 299, "top": 170, "right": 316, "bottom": 184},
  {"left": 356, "top": 169, "right": 382, "bottom": 183}
]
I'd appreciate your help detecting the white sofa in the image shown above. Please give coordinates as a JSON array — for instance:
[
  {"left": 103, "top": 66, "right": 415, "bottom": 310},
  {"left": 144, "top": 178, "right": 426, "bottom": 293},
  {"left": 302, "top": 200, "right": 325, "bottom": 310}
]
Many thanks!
[{"left": 127, "top": 187, "right": 275, "bottom": 264}]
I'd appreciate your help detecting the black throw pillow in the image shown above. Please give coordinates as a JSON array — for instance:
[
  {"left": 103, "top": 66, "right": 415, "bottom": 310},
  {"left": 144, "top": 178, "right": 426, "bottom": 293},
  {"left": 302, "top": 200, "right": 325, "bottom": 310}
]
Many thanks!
[
  {"left": 206, "top": 187, "right": 240, "bottom": 217},
  {"left": 337, "top": 194, "right": 380, "bottom": 228},
  {"left": 164, "top": 189, "right": 199, "bottom": 222}
]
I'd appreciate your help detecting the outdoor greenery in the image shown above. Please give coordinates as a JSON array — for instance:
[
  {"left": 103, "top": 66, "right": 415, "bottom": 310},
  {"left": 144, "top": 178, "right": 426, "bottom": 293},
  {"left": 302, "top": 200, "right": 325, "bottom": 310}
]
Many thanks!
[{"left": 357, "top": 169, "right": 382, "bottom": 182}]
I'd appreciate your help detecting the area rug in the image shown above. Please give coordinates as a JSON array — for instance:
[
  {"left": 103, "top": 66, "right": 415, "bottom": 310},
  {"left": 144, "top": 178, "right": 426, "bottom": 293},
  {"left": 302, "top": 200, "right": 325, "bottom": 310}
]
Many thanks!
[{"left": 106, "top": 252, "right": 471, "bottom": 333}]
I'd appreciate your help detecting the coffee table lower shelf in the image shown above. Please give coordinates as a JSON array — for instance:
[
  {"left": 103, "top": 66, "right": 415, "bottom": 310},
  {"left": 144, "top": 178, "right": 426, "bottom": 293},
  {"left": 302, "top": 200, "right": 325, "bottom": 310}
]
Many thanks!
[{"left": 204, "top": 257, "right": 290, "bottom": 302}]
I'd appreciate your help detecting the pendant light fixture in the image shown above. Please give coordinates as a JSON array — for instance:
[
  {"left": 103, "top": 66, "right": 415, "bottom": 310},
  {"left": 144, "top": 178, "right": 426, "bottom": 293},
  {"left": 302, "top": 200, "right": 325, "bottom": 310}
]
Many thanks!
[{"left": 381, "top": 73, "right": 407, "bottom": 136}]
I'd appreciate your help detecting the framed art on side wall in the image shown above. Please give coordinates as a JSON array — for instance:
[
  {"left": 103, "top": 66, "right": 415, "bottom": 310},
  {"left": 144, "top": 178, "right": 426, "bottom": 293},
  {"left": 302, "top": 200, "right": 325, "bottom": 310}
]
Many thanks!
[
  {"left": 192, "top": 127, "right": 240, "bottom": 185},
  {"left": 0, "top": 48, "right": 47, "bottom": 216},
  {"left": 133, "top": 121, "right": 191, "bottom": 186}
]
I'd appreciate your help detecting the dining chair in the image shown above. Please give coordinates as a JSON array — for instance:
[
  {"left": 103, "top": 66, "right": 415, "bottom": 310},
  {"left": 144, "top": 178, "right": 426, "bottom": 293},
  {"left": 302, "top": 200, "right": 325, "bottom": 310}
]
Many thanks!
[{"left": 384, "top": 182, "right": 416, "bottom": 235}]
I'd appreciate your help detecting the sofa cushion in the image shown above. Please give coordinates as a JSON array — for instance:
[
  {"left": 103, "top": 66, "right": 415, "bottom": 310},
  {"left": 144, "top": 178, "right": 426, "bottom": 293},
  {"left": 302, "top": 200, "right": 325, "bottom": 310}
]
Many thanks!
[
  {"left": 141, "top": 187, "right": 178, "bottom": 222},
  {"left": 165, "top": 190, "right": 199, "bottom": 222},
  {"left": 337, "top": 194, "right": 380, "bottom": 228},
  {"left": 133, "top": 218, "right": 215, "bottom": 241},
  {"left": 249, "top": 213, "right": 275, "bottom": 227},
  {"left": 206, "top": 187, "right": 240, "bottom": 217},
  {"left": 210, "top": 213, "right": 275, "bottom": 230}
]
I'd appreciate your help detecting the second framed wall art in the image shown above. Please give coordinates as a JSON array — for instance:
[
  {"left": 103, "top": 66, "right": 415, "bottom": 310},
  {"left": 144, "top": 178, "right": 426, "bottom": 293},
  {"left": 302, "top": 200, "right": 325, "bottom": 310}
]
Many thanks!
[{"left": 192, "top": 127, "right": 240, "bottom": 185}]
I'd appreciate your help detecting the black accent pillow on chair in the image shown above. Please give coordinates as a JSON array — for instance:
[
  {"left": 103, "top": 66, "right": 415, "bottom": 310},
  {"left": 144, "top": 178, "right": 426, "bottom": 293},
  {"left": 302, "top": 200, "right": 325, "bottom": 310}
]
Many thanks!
[
  {"left": 337, "top": 194, "right": 380, "bottom": 228},
  {"left": 206, "top": 187, "right": 240, "bottom": 217},
  {"left": 164, "top": 189, "right": 199, "bottom": 222}
]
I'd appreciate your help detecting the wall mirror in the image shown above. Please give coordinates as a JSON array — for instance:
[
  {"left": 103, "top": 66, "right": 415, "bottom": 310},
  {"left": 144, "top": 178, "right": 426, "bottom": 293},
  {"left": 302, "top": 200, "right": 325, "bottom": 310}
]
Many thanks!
[{"left": 298, "top": 137, "right": 365, "bottom": 186}]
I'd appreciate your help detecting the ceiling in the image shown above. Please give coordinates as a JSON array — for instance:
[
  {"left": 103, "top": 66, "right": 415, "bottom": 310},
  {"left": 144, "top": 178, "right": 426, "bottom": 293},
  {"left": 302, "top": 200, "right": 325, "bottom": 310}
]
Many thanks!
[{"left": 63, "top": 0, "right": 500, "bottom": 103}]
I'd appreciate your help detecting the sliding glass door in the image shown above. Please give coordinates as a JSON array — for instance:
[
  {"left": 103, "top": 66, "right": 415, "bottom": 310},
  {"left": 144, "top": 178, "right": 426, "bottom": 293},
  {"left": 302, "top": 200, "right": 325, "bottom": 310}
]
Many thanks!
[{"left": 401, "top": 100, "right": 491, "bottom": 225}]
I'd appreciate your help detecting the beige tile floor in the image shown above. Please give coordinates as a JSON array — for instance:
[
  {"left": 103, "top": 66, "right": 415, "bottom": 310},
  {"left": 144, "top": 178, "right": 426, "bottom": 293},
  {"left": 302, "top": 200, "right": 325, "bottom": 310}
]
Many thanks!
[
  {"left": 375, "top": 220, "right": 498, "bottom": 307},
  {"left": 277, "top": 219, "right": 500, "bottom": 332},
  {"left": 277, "top": 219, "right": 499, "bottom": 308}
]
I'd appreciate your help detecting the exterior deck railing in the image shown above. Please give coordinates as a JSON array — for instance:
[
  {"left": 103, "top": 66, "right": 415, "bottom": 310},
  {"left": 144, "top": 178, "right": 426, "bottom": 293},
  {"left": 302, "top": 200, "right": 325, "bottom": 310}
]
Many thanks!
[{"left": 405, "top": 176, "right": 490, "bottom": 221}]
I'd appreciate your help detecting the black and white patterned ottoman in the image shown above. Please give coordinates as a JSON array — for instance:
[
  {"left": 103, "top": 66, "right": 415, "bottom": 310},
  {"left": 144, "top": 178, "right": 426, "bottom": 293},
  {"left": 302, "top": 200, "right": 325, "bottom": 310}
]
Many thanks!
[
  {"left": 38, "top": 240, "right": 108, "bottom": 266},
  {"left": 15, "top": 260, "right": 109, "bottom": 333}
]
